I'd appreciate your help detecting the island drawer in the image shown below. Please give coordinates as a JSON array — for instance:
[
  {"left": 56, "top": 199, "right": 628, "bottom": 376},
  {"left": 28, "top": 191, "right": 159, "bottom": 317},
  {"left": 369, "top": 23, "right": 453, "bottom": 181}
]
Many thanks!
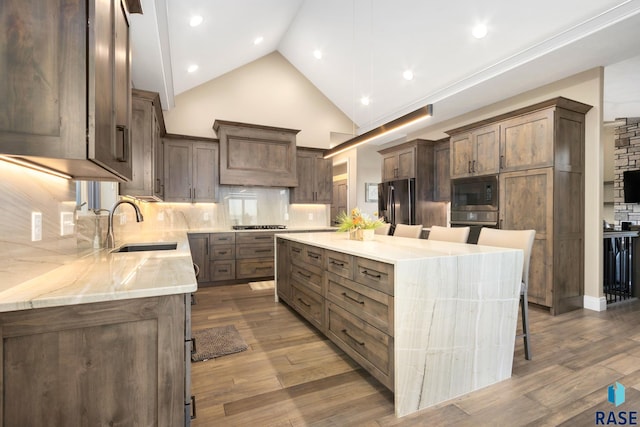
[
  {"left": 209, "top": 260, "right": 235, "bottom": 281},
  {"left": 292, "top": 280, "right": 324, "bottom": 329},
  {"left": 354, "top": 258, "right": 394, "bottom": 296},
  {"left": 303, "top": 245, "right": 325, "bottom": 270},
  {"left": 326, "top": 272, "right": 393, "bottom": 335},
  {"left": 290, "top": 261, "right": 323, "bottom": 295},
  {"left": 326, "top": 302, "right": 393, "bottom": 389},
  {"left": 289, "top": 242, "right": 305, "bottom": 263},
  {"left": 236, "top": 258, "right": 274, "bottom": 279},
  {"left": 236, "top": 232, "right": 276, "bottom": 245},
  {"left": 210, "top": 232, "right": 236, "bottom": 245},
  {"left": 210, "top": 245, "right": 235, "bottom": 260},
  {"left": 326, "top": 250, "right": 354, "bottom": 280},
  {"left": 236, "top": 244, "right": 274, "bottom": 259}
]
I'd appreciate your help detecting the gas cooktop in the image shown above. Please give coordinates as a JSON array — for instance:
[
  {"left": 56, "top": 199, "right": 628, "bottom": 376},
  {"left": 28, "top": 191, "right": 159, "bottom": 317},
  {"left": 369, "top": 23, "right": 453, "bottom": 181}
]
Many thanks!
[{"left": 232, "top": 225, "right": 287, "bottom": 230}]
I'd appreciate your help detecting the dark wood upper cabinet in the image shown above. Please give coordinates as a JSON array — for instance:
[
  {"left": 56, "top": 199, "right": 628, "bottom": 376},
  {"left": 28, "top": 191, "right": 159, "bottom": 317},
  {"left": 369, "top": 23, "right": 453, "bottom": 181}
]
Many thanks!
[
  {"left": 213, "top": 120, "right": 299, "bottom": 187},
  {"left": 290, "top": 148, "right": 333, "bottom": 204},
  {"left": 119, "top": 89, "right": 166, "bottom": 200},
  {"left": 0, "top": 0, "right": 139, "bottom": 181},
  {"left": 163, "top": 134, "right": 219, "bottom": 203}
]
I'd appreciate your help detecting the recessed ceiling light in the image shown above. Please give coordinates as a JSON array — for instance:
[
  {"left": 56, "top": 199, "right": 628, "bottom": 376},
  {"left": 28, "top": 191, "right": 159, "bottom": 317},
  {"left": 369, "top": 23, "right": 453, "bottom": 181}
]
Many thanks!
[
  {"left": 187, "top": 64, "right": 199, "bottom": 73},
  {"left": 254, "top": 36, "right": 264, "bottom": 45},
  {"left": 472, "top": 23, "right": 488, "bottom": 39},
  {"left": 313, "top": 49, "right": 322, "bottom": 60},
  {"left": 190, "top": 15, "right": 203, "bottom": 27},
  {"left": 360, "top": 96, "right": 370, "bottom": 106},
  {"left": 403, "top": 70, "right": 414, "bottom": 81}
]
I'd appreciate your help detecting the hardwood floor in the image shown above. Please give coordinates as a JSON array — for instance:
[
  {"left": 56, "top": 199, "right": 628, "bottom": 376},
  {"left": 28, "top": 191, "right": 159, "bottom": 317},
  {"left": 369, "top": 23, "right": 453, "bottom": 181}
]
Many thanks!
[{"left": 190, "top": 284, "right": 640, "bottom": 426}]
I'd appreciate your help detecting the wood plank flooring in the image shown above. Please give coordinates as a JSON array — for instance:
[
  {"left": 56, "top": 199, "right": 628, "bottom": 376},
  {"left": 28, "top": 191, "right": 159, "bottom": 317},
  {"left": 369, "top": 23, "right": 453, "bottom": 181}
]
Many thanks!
[{"left": 190, "top": 285, "right": 640, "bottom": 426}]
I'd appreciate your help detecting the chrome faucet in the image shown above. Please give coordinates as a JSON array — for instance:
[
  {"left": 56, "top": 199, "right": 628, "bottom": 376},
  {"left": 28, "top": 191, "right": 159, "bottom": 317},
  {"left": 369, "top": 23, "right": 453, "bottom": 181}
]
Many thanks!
[{"left": 105, "top": 200, "right": 144, "bottom": 248}]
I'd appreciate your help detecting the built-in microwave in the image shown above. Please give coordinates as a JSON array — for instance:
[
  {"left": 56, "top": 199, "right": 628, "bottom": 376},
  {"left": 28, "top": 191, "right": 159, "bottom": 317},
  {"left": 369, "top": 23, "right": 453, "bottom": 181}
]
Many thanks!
[{"left": 450, "top": 175, "right": 499, "bottom": 228}]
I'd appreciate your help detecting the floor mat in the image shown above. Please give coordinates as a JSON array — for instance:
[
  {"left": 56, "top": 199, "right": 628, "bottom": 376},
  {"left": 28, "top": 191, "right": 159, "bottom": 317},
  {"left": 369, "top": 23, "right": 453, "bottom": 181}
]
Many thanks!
[{"left": 191, "top": 325, "right": 248, "bottom": 362}]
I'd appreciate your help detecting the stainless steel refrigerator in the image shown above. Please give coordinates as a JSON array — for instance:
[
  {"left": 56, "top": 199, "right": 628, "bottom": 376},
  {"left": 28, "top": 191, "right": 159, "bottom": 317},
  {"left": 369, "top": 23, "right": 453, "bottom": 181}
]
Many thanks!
[{"left": 378, "top": 178, "right": 416, "bottom": 228}]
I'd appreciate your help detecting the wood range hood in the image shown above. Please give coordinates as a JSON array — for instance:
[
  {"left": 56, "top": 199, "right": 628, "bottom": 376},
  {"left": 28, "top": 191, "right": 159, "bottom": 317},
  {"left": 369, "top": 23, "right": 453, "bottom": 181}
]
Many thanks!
[{"left": 213, "top": 120, "right": 300, "bottom": 188}]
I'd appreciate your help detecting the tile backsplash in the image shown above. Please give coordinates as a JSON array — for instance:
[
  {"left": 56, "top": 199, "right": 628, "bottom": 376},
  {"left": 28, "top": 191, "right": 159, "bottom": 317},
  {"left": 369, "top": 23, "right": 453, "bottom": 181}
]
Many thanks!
[{"left": 111, "top": 186, "right": 329, "bottom": 235}]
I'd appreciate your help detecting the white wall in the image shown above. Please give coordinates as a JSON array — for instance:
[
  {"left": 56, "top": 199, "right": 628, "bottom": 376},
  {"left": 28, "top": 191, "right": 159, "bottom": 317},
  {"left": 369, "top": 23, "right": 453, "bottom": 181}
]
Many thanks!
[{"left": 163, "top": 52, "right": 354, "bottom": 148}]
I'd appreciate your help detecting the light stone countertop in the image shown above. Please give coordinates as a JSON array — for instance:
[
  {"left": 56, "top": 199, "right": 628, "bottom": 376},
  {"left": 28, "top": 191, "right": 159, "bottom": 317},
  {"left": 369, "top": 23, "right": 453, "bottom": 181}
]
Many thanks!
[
  {"left": 0, "top": 226, "right": 338, "bottom": 313},
  {"left": 275, "top": 231, "right": 515, "bottom": 264},
  {"left": 0, "top": 230, "right": 197, "bottom": 313}
]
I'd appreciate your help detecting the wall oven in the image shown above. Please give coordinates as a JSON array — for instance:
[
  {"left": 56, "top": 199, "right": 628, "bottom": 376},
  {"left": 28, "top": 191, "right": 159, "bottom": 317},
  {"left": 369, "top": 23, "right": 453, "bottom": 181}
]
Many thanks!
[{"left": 450, "top": 175, "right": 499, "bottom": 243}]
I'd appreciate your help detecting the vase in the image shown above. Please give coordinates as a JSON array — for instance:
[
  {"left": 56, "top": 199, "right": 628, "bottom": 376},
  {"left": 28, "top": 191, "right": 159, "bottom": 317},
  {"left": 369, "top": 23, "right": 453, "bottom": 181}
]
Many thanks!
[{"left": 350, "top": 229, "right": 374, "bottom": 241}]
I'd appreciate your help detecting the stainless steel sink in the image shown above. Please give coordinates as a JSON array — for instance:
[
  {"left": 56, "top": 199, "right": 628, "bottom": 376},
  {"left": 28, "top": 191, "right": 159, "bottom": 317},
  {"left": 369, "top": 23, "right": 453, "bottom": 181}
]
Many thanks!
[{"left": 111, "top": 242, "right": 178, "bottom": 253}]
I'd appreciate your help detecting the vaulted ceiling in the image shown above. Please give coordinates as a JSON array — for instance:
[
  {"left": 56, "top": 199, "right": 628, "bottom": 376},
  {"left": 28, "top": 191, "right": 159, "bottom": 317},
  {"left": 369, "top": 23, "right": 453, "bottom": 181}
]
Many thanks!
[{"left": 129, "top": 0, "right": 640, "bottom": 136}]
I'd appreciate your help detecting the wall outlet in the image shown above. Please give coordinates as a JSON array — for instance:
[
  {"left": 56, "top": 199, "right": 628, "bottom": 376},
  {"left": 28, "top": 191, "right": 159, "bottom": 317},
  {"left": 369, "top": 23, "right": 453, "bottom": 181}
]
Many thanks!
[
  {"left": 119, "top": 214, "right": 127, "bottom": 225},
  {"left": 203, "top": 212, "right": 210, "bottom": 221},
  {"left": 31, "top": 212, "right": 42, "bottom": 241},
  {"left": 308, "top": 213, "right": 314, "bottom": 220},
  {"left": 157, "top": 212, "right": 165, "bottom": 221},
  {"left": 60, "top": 212, "right": 74, "bottom": 236}
]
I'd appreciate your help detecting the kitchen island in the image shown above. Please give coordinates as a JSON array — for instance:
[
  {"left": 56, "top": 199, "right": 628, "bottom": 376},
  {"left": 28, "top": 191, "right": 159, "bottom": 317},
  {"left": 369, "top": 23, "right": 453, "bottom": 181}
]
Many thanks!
[
  {"left": 274, "top": 232, "right": 523, "bottom": 417},
  {"left": 0, "top": 230, "right": 197, "bottom": 426}
]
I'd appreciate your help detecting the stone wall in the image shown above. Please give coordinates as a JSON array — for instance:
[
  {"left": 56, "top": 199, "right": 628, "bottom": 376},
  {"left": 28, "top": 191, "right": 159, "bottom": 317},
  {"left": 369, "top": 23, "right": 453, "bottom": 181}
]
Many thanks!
[{"left": 614, "top": 118, "right": 640, "bottom": 224}]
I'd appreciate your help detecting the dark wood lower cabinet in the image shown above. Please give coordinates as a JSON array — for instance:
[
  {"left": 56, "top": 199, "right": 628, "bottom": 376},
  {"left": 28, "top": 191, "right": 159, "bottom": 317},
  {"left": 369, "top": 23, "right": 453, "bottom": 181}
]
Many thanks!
[{"left": 0, "top": 295, "right": 190, "bottom": 426}]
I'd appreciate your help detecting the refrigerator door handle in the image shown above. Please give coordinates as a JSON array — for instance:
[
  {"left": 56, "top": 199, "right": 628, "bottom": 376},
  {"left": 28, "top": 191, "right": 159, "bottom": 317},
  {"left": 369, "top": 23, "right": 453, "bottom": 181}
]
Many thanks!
[
  {"left": 408, "top": 179, "right": 414, "bottom": 225},
  {"left": 389, "top": 186, "right": 395, "bottom": 225}
]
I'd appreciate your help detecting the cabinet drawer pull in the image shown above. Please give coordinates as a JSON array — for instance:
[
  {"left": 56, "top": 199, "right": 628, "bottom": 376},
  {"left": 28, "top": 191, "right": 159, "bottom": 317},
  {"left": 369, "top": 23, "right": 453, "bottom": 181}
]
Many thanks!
[
  {"left": 296, "top": 270, "right": 311, "bottom": 279},
  {"left": 342, "top": 292, "right": 364, "bottom": 305},
  {"left": 190, "top": 293, "right": 197, "bottom": 306},
  {"left": 500, "top": 155, "right": 505, "bottom": 169},
  {"left": 219, "top": 269, "right": 228, "bottom": 273},
  {"left": 330, "top": 260, "right": 345, "bottom": 267},
  {"left": 255, "top": 249, "right": 271, "bottom": 253},
  {"left": 341, "top": 329, "right": 365, "bottom": 346},
  {"left": 297, "top": 298, "right": 311, "bottom": 307},
  {"left": 218, "top": 251, "right": 228, "bottom": 255},
  {"left": 292, "top": 248, "right": 302, "bottom": 253},
  {"left": 190, "top": 338, "right": 196, "bottom": 355},
  {"left": 308, "top": 253, "right": 320, "bottom": 259},
  {"left": 190, "top": 395, "right": 197, "bottom": 420},
  {"left": 472, "top": 160, "right": 476, "bottom": 173},
  {"left": 255, "top": 236, "right": 272, "bottom": 240},
  {"left": 362, "top": 270, "right": 382, "bottom": 279},
  {"left": 468, "top": 161, "right": 472, "bottom": 173}
]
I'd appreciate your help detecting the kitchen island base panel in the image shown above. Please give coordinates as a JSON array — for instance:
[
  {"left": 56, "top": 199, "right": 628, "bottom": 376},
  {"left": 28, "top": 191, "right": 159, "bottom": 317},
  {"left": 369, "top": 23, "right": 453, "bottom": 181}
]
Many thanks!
[
  {"left": 393, "top": 255, "right": 521, "bottom": 417},
  {"left": 275, "top": 232, "right": 522, "bottom": 418}
]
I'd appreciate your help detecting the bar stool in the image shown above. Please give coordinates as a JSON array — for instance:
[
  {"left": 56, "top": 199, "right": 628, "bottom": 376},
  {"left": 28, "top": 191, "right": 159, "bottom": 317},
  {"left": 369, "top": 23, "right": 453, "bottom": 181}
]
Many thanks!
[
  {"left": 375, "top": 223, "right": 392, "bottom": 235},
  {"left": 477, "top": 228, "right": 536, "bottom": 360},
  {"left": 393, "top": 224, "right": 423, "bottom": 238},
  {"left": 427, "top": 225, "right": 470, "bottom": 243}
]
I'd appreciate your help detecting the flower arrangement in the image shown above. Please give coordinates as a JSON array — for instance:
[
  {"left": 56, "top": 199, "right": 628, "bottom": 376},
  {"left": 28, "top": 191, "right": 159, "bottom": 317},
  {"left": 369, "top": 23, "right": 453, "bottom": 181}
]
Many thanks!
[{"left": 336, "top": 208, "right": 385, "bottom": 233}]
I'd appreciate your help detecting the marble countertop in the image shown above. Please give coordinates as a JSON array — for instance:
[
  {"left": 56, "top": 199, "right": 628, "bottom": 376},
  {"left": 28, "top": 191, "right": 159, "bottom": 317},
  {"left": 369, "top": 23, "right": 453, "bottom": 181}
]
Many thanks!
[
  {"left": 276, "top": 231, "right": 518, "bottom": 264},
  {"left": 0, "top": 226, "right": 338, "bottom": 313},
  {"left": 0, "top": 230, "right": 197, "bottom": 313}
]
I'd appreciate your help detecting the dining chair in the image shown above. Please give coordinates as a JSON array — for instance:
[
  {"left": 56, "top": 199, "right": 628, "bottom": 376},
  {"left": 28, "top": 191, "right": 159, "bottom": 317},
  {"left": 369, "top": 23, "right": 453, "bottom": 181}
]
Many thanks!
[
  {"left": 374, "top": 223, "right": 392, "bottom": 235},
  {"left": 477, "top": 227, "right": 536, "bottom": 360},
  {"left": 427, "top": 225, "right": 470, "bottom": 243},
  {"left": 392, "top": 224, "right": 423, "bottom": 239}
]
